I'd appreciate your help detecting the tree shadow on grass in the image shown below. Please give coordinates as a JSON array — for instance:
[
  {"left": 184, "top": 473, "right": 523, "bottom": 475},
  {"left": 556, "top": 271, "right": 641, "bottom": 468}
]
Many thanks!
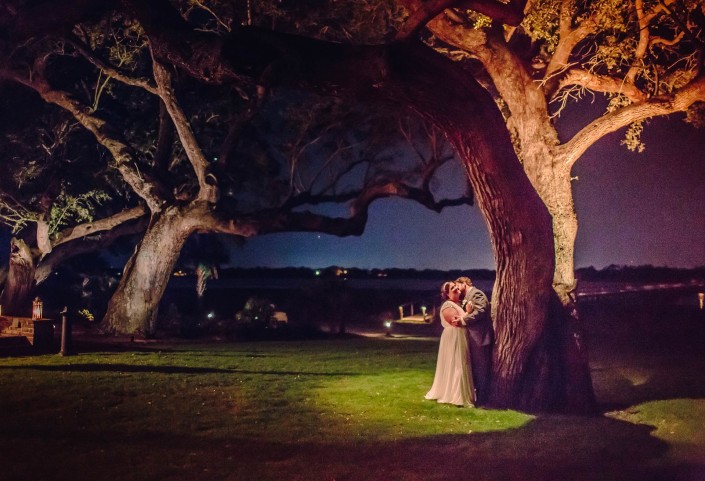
[
  {"left": 0, "top": 363, "right": 358, "bottom": 376},
  {"left": 584, "top": 291, "right": 705, "bottom": 411},
  {"left": 0, "top": 337, "right": 183, "bottom": 357},
  {"left": 2, "top": 413, "right": 699, "bottom": 481},
  {"left": 592, "top": 358, "right": 705, "bottom": 412},
  {"left": 0, "top": 363, "right": 235, "bottom": 374}
]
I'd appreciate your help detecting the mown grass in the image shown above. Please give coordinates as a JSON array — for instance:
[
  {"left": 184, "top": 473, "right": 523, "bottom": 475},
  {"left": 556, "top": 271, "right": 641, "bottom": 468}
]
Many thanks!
[{"left": 1, "top": 291, "right": 704, "bottom": 481}]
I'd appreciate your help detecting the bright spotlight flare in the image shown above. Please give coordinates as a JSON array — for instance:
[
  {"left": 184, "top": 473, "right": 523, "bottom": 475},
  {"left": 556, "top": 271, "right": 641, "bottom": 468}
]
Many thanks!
[{"left": 384, "top": 320, "right": 392, "bottom": 337}]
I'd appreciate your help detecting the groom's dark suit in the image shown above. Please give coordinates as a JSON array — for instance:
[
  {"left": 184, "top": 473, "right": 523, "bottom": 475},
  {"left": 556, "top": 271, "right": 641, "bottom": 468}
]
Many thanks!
[{"left": 461, "top": 285, "right": 492, "bottom": 404}]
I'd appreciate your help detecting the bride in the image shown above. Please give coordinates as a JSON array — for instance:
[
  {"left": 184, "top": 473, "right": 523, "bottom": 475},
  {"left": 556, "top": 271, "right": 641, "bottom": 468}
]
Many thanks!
[{"left": 425, "top": 281, "right": 476, "bottom": 407}]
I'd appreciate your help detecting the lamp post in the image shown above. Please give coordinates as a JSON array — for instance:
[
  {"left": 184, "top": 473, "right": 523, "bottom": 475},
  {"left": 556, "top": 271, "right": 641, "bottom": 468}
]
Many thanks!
[
  {"left": 60, "top": 306, "right": 72, "bottom": 356},
  {"left": 32, "top": 297, "right": 43, "bottom": 320}
]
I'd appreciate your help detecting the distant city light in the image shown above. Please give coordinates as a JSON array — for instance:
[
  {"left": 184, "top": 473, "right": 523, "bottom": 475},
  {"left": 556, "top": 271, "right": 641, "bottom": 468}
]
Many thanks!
[{"left": 207, "top": 312, "right": 215, "bottom": 319}]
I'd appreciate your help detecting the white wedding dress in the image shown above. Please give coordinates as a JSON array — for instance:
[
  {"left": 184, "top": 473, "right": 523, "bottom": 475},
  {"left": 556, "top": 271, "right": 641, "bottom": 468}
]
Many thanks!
[{"left": 425, "top": 300, "right": 476, "bottom": 407}]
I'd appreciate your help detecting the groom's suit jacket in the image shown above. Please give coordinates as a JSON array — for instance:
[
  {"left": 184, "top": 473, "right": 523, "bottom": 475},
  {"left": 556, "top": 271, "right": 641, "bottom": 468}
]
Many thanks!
[{"left": 463, "top": 286, "right": 492, "bottom": 347}]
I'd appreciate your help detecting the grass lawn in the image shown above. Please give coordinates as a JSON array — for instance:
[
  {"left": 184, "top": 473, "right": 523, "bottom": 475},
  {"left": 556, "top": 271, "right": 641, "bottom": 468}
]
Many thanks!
[{"left": 1, "top": 292, "right": 704, "bottom": 480}]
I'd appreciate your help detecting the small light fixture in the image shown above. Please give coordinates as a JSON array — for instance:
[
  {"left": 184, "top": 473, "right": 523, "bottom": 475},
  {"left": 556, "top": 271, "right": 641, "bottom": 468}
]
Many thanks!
[
  {"left": 32, "top": 297, "right": 43, "bottom": 320},
  {"left": 698, "top": 292, "right": 704, "bottom": 310}
]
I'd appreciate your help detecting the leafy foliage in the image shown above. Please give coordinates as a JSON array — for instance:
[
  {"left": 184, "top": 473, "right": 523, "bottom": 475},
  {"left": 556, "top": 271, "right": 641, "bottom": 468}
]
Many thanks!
[
  {"left": 621, "top": 120, "right": 646, "bottom": 152},
  {"left": 517, "top": 0, "right": 705, "bottom": 149},
  {"left": 521, "top": 0, "right": 562, "bottom": 52},
  {"left": 0, "top": 97, "right": 118, "bottom": 236},
  {"left": 48, "top": 190, "right": 111, "bottom": 234},
  {"left": 684, "top": 101, "right": 705, "bottom": 127}
]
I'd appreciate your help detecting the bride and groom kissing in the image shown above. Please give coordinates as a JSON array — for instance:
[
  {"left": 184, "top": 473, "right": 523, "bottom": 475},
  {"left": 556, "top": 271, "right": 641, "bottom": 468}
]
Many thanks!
[{"left": 425, "top": 277, "right": 492, "bottom": 407}]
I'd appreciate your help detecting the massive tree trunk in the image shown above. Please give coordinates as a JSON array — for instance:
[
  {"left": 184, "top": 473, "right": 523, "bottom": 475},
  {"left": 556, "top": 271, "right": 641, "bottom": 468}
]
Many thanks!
[
  {"left": 0, "top": 238, "right": 35, "bottom": 316},
  {"left": 385, "top": 42, "right": 580, "bottom": 411},
  {"left": 102, "top": 205, "right": 198, "bottom": 335},
  {"left": 427, "top": 27, "right": 594, "bottom": 411}
]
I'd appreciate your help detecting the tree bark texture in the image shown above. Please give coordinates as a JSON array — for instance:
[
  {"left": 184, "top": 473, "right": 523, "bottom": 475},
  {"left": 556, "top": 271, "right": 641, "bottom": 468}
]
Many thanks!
[
  {"left": 421, "top": 22, "right": 595, "bottom": 411},
  {"left": 383, "top": 43, "right": 575, "bottom": 411},
  {"left": 0, "top": 238, "right": 35, "bottom": 316},
  {"left": 101, "top": 205, "right": 198, "bottom": 335}
]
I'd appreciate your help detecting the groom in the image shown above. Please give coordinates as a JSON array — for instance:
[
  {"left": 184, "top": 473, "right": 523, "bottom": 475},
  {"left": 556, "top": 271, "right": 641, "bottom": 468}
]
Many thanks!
[{"left": 456, "top": 277, "right": 492, "bottom": 405}]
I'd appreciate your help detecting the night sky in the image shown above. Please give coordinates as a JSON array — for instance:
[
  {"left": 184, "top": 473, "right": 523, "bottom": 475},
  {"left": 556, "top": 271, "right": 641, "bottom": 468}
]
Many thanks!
[
  {"left": 1, "top": 104, "right": 703, "bottom": 272},
  {"left": 225, "top": 106, "right": 705, "bottom": 271}
]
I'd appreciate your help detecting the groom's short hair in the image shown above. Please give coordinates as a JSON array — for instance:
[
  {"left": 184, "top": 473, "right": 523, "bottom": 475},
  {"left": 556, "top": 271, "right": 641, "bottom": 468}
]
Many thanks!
[{"left": 455, "top": 276, "right": 473, "bottom": 287}]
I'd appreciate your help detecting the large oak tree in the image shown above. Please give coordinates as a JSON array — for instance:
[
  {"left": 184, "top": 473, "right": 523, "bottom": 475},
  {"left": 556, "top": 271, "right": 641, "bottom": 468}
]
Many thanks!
[
  {"left": 1, "top": 0, "right": 596, "bottom": 412},
  {"left": 407, "top": 0, "right": 705, "bottom": 300}
]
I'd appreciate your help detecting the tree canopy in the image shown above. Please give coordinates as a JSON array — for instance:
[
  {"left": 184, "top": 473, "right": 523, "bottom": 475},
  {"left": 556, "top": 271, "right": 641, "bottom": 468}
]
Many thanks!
[
  {"left": 1, "top": 0, "right": 611, "bottom": 413},
  {"left": 0, "top": 0, "right": 473, "bottom": 321}
]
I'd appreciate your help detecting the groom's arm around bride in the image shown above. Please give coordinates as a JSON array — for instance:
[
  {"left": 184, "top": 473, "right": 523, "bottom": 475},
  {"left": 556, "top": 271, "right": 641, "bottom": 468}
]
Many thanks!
[{"left": 456, "top": 277, "right": 492, "bottom": 405}]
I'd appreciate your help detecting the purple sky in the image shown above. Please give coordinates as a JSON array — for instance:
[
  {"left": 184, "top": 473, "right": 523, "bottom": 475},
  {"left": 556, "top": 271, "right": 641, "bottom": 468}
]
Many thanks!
[{"left": 571, "top": 116, "right": 705, "bottom": 269}]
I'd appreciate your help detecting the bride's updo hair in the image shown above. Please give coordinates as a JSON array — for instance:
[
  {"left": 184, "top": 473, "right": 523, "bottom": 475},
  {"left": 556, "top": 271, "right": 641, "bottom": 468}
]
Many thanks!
[{"left": 441, "top": 282, "right": 453, "bottom": 300}]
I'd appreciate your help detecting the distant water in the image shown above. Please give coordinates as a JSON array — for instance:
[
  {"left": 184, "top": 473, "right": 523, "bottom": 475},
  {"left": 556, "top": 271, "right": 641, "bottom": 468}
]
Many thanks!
[
  {"left": 168, "top": 277, "right": 495, "bottom": 293},
  {"left": 160, "top": 276, "right": 703, "bottom": 326},
  {"left": 168, "top": 276, "right": 703, "bottom": 301}
]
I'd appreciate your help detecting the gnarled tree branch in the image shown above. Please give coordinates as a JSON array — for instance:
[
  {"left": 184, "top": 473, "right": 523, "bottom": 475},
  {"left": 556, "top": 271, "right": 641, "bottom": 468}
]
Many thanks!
[
  {"left": 151, "top": 56, "right": 218, "bottom": 203},
  {"left": 0, "top": 63, "right": 168, "bottom": 212},
  {"left": 34, "top": 214, "right": 149, "bottom": 284},
  {"left": 66, "top": 33, "right": 159, "bottom": 95},
  {"left": 556, "top": 68, "right": 648, "bottom": 103},
  {"left": 559, "top": 73, "right": 705, "bottom": 167},
  {"left": 52, "top": 205, "right": 147, "bottom": 248}
]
